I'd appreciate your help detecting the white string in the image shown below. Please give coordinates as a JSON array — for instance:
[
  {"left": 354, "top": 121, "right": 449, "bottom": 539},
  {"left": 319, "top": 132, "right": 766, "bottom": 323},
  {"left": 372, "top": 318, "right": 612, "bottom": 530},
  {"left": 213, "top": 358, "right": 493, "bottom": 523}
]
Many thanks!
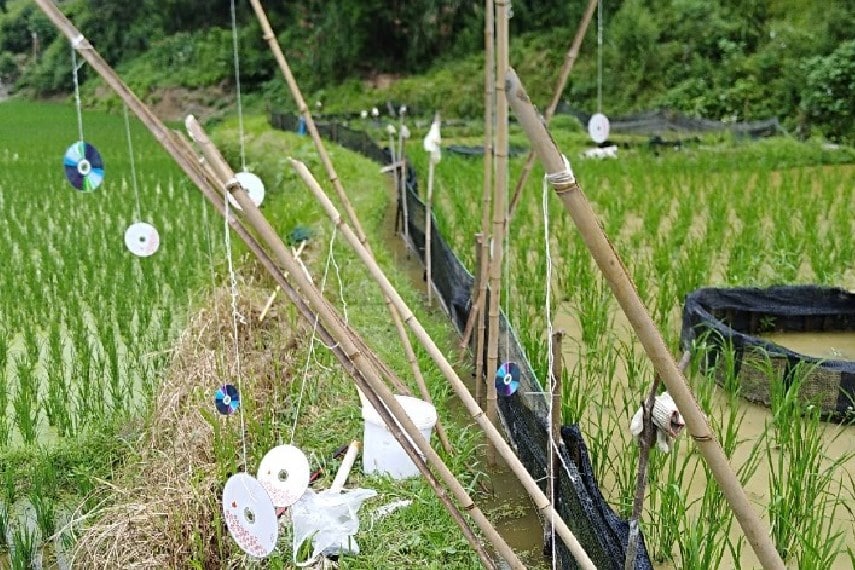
[
  {"left": 229, "top": 0, "right": 247, "bottom": 171},
  {"left": 290, "top": 228, "right": 339, "bottom": 443},
  {"left": 543, "top": 172, "right": 557, "bottom": 569},
  {"left": 596, "top": 0, "right": 604, "bottom": 114},
  {"left": 123, "top": 104, "right": 142, "bottom": 221},
  {"left": 71, "top": 45, "right": 84, "bottom": 143},
  {"left": 224, "top": 194, "right": 248, "bottom": 468}
]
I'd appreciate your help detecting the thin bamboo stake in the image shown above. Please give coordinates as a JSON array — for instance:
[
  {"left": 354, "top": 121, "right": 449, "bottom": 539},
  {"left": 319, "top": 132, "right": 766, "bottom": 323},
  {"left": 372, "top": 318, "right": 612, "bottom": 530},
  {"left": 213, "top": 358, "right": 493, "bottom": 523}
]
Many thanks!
[
  {"left": 246, "top": 0, "right": 438, "bottom": 440},
  {"left": 508, "top": 0, "right": 599, "bottom": 220},
  {"left": 471, "top": 0, "right": 495, "bottom": 398},
  {"left": 200, "top": 147, "right": 527, "bottom": 570},
  {"left": 624, "top": 351, "right": 689, "bottom": 570},
  {"left": 486, "top": 0, "right": 511, "bottom": 460},
  {"left": 425, "top": 143, "right": 435, "bottom": 305},
  {"left": 288, "top": 157, "right": 595, "bottom": 569},
  {"left": 505, "top": 67, "right": 786, "bottom": 570},
  {"left": 548, "top": 329, "right": 565, "bottom": 552},
  {"left": 167, "top": 133, "right": 498, "bottom": 569}
]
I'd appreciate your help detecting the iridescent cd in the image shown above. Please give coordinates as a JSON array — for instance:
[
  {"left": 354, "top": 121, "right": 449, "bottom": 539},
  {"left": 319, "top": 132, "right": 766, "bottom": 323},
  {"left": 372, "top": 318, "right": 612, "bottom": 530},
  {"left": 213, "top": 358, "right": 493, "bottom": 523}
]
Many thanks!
[
  {"left": 494, "top": 362, "right": 521, "bottom": 397},
  {"left": 63, "top": 141, "right": 104, "bottom": 192},
  {"left": 587, "top": 113, "right": 610, "bottom": 144},
  {"left": 257, "top": 444, "right": 311, "bottom": 508},
  {"left": 227, "top": 171, "right": 265, "bottom": 211},
  {"left": 215, "top": 384, "right": 240, "bottom": 415},
  {"left": 124, "top": 222, "right": 160, "bottom": 257},
  {"left": 222, "top": 472, "right": 278, "bottom": 558}
]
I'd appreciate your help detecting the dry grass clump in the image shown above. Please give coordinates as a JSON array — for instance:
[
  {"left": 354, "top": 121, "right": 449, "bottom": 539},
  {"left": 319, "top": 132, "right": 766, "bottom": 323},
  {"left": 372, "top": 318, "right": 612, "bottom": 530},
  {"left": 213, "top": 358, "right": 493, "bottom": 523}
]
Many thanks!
[{"left": 72, "top": 284, "right": 302, "bottom": 568}]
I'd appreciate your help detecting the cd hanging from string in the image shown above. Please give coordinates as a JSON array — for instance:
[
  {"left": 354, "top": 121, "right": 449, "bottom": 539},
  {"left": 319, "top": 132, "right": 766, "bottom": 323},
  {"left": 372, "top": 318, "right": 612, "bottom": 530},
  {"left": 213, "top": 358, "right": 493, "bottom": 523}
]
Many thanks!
[
  {"left": 587, "top": 113, "right": 610, "bottom": 144},
  {"left": 257, "top": 444, "right": 311, "bottom": 508},
  {"left": 124, "top": 222, "right": 160, "bottom": 257},
  {"left": 63, "top": 141, "right": 104, "bottom": 192},
  {"left": 227, "top": 171, "right": 265, "bottom": 211},
  {"left": 495, "top": 362, "right": 521, "bottom": 397},
  {"left": 215, "top": 384, "right": 240, "bottom": 415},
  {"left": 222, "top": 473, "right": 278, "bottom": 558}
]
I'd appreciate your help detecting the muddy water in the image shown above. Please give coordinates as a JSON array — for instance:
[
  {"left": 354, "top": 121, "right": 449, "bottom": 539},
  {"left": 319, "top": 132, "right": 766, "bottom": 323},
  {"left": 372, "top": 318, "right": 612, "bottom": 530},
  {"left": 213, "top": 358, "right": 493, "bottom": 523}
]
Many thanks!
[
  {"left": 557, "top": 303, "right": 855, "bottom": 569},
  {"left": 762, "top": 332, "right": 855, "bottom": 361},
  {"left": 380, "top": 184, "right": 549, "bottom": 567}
]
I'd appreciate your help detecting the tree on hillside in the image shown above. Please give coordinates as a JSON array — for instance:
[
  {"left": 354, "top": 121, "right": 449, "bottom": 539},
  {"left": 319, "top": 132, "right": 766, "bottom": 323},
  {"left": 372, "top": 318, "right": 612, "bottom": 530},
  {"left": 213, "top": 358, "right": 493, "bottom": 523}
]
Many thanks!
[{"left": 802, "top": 40, "right": 855, "bottom": 142}]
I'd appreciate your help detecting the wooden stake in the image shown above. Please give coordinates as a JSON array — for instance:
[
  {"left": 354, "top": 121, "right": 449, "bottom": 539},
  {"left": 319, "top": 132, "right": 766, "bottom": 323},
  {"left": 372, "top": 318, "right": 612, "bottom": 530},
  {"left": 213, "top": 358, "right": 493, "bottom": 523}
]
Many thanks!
[
  {"left": 486, "top": 0, "right": 511, "bottom": 462},
  {"left": 247, "top": 0, "right": 434, "bottom": 433},
  {"left": 425, "top": 141, "right": 435, "bottom": 306},
  {"left": 505, "top": 67, "right": 785, "bottom": 570},
  {"left": 548, "top": 329, "right": 565, "bottom": 552},
  {"left": 285, "top": 157, "right": 594, "bottom": 568}
]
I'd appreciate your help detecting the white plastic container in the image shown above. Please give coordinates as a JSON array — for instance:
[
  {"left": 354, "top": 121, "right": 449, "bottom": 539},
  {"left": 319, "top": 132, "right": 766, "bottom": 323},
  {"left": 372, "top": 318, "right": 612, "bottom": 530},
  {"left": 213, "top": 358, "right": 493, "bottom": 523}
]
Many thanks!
[{"left": 361, "top": 395, "right": 437, "bottom": 479}]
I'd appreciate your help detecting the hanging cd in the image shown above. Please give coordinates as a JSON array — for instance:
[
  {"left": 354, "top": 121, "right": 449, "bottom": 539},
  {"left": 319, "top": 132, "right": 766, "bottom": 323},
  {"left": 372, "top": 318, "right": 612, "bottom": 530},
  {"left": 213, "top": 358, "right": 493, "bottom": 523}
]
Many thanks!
[
  {"left": 227, "top": 171, "right": 265, "bottom": 211},
  {"left": 63, "top": 141, "right": 105, "bottom": 192},
  {"left": 587, "top": 113, "right": 610, "bottom": 144},
  {"left": 215, "top": 384, "right": 240, "bottom": 415},
  {"left": 222, "top": 473, "right": 278, "bottom": 558},
  {"left": 257, "top": 444, "right": 311, "bottom": 508},
  {"left": 494, "top": 362, "right": 521, "bottom": 397},
  {"left": 124, "top": 222, "right": 160, "bottom": 257}
]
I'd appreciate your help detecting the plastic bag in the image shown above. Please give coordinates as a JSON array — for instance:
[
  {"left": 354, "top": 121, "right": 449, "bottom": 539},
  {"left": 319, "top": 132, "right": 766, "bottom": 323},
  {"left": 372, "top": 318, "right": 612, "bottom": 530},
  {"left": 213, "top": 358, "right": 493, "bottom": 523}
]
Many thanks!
[{"left": 291, "top": 488, "right": 377, "bottom": 566}]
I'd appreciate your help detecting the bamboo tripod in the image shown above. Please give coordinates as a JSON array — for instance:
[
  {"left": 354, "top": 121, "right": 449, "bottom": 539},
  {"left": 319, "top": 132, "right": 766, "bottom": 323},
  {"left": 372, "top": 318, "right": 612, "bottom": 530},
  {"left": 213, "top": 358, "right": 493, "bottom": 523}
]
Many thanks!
[
  {"left": 505, "top": 67, "right": 786, "bottom": 570},
  {"left": 246, "top": 0, "right": 453, "bottom": 456}
]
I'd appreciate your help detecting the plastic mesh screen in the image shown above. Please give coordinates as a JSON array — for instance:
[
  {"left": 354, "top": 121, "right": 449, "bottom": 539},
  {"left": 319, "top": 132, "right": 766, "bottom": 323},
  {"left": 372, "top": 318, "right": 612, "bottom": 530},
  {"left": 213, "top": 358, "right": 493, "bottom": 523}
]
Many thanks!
[
  {"left": 270, "top": 111, "right": 654, "bottom": 569},
  {"left": 682, "top": 286, "right": 855, "bottom": 419}
]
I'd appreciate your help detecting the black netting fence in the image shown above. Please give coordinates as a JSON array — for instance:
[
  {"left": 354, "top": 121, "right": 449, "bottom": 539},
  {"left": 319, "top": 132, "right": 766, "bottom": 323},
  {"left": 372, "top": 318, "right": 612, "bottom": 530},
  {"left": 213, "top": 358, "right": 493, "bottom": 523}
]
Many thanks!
[
  {"left": 556, "top": 105, "right": 784, "bottom": 139},
  {"left": 681, "top": 286, "right": 855, "bottom": 419},
  {"left": 270, "top": 111, "right": 653, "bottom": 569}
]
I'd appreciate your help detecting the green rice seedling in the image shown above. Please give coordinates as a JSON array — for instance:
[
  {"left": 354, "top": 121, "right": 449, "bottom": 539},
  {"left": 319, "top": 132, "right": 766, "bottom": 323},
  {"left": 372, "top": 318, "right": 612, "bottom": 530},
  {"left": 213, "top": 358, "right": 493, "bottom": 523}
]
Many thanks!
[{"left": 11, "top": 352, "right": 40, "bottom": 446}]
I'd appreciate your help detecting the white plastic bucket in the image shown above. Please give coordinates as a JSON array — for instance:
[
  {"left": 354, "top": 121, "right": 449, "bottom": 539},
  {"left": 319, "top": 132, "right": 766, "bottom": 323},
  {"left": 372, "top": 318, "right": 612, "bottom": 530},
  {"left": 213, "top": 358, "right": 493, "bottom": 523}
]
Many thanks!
[{"left": 361, "top": 395, "right": 437, "bottom": 479}]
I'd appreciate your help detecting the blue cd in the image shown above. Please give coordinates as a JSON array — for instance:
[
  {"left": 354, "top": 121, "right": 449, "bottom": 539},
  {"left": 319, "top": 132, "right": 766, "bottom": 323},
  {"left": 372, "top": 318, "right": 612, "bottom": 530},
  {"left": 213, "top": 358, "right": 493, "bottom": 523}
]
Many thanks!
[
  {"left": 63, "top": 141, "right": 104, "bottom": 192},
  {"left": 494, "top": 362, "right": 521, "bottom": 397},
  {"left": 215, "top": 384, "right": 240, "bottom": 415}
]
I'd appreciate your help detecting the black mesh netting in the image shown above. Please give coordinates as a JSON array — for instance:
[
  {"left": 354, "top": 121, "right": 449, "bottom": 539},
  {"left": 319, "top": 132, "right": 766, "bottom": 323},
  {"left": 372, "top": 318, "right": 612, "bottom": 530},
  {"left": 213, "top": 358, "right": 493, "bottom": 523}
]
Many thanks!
[
  {"left": 270, "top": 111, "right": 653, "bottom": 569},
  {"left": 681, "top": 286, "right": 855, "bottom": 419},
  {"left": 556, "top": 105, "right": 783, "bottom": 139}
]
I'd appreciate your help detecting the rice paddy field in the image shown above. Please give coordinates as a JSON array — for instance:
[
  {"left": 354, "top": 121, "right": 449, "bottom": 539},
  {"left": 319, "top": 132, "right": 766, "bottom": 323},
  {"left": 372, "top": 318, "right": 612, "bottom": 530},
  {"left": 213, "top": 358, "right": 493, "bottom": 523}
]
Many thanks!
[
  {"left": 0, "top": 100, "right": 219, "bottom": 564},
  {"left": 405, "top": 122, "right": 855, "bottom": 569}
]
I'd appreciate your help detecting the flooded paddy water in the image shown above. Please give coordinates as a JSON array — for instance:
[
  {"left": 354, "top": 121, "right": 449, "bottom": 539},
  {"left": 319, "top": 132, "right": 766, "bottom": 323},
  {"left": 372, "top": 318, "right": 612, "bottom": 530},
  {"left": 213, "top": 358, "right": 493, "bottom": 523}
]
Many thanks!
[{"left": 556, "top": 304, "right": 855, "bottom": 569}]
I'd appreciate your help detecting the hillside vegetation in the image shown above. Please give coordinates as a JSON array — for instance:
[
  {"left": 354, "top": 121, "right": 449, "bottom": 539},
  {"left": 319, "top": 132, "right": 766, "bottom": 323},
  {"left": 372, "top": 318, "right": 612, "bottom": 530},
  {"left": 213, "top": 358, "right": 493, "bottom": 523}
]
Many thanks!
[{"left": 1, "top": 0, "right": 854, "bottom": 140}]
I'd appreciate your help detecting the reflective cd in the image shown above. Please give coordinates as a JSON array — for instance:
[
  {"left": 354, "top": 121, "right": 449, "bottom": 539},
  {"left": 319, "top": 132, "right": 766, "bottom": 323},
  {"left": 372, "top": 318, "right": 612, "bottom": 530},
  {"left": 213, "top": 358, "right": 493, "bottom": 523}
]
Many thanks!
[
  {"left": 124, "top": 222, "right": 160, "bottom": 257},
  {"left": 494, "top": 362, "right": 521, "bottom": 397},
  {"left": 63, "top": 141, "right": 105, "bottom": 192},
  {"left": 215, "top": 384, "right": 240, "bottom": 415},
  {"left": 222, "top": 473, "right": 278, "bottom": 558},
  {"left": 227, "top": 171, "right": 265, "bottom": 211},
  {"left": 257, "top": 444, "right": 310, "bottom": 508},
  {"left": 587, "top": 113, "right": 610, "bottom": 144}
]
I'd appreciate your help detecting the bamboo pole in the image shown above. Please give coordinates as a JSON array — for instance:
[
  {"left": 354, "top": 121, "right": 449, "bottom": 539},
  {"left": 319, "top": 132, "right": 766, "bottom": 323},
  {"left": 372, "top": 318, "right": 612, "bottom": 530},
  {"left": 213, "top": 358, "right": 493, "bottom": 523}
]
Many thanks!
[
  {"left": 507, "top": 0, "right": 599, "bottom": 220},
  {"left": 169, "top": 134, "right": 496, "bottom": 570},
  {"left": 470, "top": 0, "right": 495, "bottom": 396},
  {"left": 425, "top": 125, "right": 436, "bottom": 306},
  {"left": 287, "top": 157, "right": 595, "bottom": 569},
  {"left": 505, "top": 67, "right": 786, "bottom": 570},
  {"left": 246, "top": 0, "right": 440, "bottom": 445},
  {"left": 548, "top": 329, "right": 565, "bottom": 552},
  {"left": 486, "top": 0, "right": 511, "bottom": 460},
  {"left": 192, "top": 137, "right": 526, "bottom": 570}
]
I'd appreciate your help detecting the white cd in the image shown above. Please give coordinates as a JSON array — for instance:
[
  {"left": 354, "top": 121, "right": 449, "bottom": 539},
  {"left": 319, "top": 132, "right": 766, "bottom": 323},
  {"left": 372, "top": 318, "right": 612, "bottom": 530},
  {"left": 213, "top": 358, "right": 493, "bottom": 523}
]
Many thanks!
[
  {"left": 227, "top": 171, "right": 265, "bottom": 211},
  {"left": 257, "top": 444, "right": 310, "bottom": 508},
  {"left": 124, "top": 222, "right": 160, "bottom": 257},
  {"left": 222, "top": 473, "right": 278, "bottom": 558},
  {"left": 587, "top": 113, "right": 610, "bottom": 144}
]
